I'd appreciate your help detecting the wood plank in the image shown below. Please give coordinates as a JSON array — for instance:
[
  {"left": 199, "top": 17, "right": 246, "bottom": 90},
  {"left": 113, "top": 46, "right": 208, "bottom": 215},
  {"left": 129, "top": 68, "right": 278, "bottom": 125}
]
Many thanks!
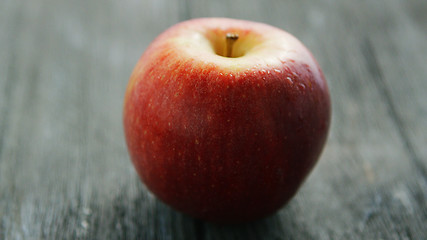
[
  {"left": 1, "top": 0, "right": 426, "bottom": 239},
  {"left": 0, "top": 0, "right": 198, "bottom": 239},
  {"left": 366, "top": 0, "right": 427, "bottom": 175}
]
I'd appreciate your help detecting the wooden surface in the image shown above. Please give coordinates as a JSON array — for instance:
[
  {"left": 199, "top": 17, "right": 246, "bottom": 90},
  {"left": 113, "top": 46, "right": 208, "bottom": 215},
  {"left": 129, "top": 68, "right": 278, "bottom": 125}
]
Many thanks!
[{"left": 1, "top": 0, "right": 426, "bottom": 239}]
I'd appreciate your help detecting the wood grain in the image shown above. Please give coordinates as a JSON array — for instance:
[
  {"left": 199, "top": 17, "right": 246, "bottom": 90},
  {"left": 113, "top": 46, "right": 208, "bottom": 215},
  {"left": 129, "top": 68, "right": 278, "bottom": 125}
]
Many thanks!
[{"left": 1, "top": 0, "right": 426, "bottom": 239}]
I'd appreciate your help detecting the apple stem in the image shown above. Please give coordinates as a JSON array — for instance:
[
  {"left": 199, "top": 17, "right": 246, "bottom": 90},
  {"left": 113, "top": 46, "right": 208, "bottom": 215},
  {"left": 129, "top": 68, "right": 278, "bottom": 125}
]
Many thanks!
[{"left": 225, "top": 33, "right": 239, "bottom": 57}]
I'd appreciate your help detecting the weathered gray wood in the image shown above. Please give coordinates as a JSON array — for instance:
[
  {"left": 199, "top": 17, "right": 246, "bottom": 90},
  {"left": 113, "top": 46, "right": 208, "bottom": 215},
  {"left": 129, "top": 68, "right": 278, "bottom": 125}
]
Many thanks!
[{"left": 1, "top": 0, "right": 426, "bottom": 239}]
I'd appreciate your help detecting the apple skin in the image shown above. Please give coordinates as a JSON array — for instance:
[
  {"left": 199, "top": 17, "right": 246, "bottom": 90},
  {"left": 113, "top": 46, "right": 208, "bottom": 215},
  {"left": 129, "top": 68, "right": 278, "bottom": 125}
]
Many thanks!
[{"left": 124, "top": 18, "right": 330, "bottom": 223}]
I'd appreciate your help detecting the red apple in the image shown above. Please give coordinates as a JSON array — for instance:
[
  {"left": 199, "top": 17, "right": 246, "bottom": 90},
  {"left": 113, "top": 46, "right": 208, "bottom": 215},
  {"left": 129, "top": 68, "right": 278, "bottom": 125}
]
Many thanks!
[{"left": 123, "top": 18, "right": 330, "bottom": 223}]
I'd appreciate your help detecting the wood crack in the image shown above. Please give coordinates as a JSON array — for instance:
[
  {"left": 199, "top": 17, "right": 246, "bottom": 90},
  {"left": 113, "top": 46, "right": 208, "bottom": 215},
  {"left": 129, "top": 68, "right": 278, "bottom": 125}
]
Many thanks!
[
  {"left": 193, "top": 219, "right": 205, "bottom": 240},
  {"left": 179, "top": 0, "right": 191, "bottom": 21},
  {"left": 0, "top": 54, "right": 18, "bottom": 161}
]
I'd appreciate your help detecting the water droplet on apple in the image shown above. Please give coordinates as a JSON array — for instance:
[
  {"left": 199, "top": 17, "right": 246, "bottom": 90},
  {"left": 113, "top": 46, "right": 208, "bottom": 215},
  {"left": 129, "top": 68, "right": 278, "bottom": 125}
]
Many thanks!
[
  {"left": 274, "top": 69, "right": 281, "bottom": 73},
  {"left": 298, "top": 83, "right": 306, "bottom": 90},
  {"left": 286, "top": 77, "right": 293, "bottom": 84},
  {"left": 260, "top": 69, "right": 267, "bottom": 75}
]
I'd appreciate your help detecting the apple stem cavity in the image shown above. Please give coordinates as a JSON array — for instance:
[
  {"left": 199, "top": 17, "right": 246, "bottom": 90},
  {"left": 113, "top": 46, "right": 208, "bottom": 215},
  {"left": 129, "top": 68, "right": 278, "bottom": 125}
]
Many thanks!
[{"left": 225, "top": 33, "right": 239, "bottom": 58}]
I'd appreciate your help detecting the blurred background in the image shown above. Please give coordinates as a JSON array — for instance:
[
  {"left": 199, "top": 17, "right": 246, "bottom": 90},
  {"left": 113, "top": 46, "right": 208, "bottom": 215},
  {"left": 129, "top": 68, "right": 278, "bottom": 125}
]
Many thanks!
[{"left": 1, "top": 0, "right": 426, "bottom": 239}]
